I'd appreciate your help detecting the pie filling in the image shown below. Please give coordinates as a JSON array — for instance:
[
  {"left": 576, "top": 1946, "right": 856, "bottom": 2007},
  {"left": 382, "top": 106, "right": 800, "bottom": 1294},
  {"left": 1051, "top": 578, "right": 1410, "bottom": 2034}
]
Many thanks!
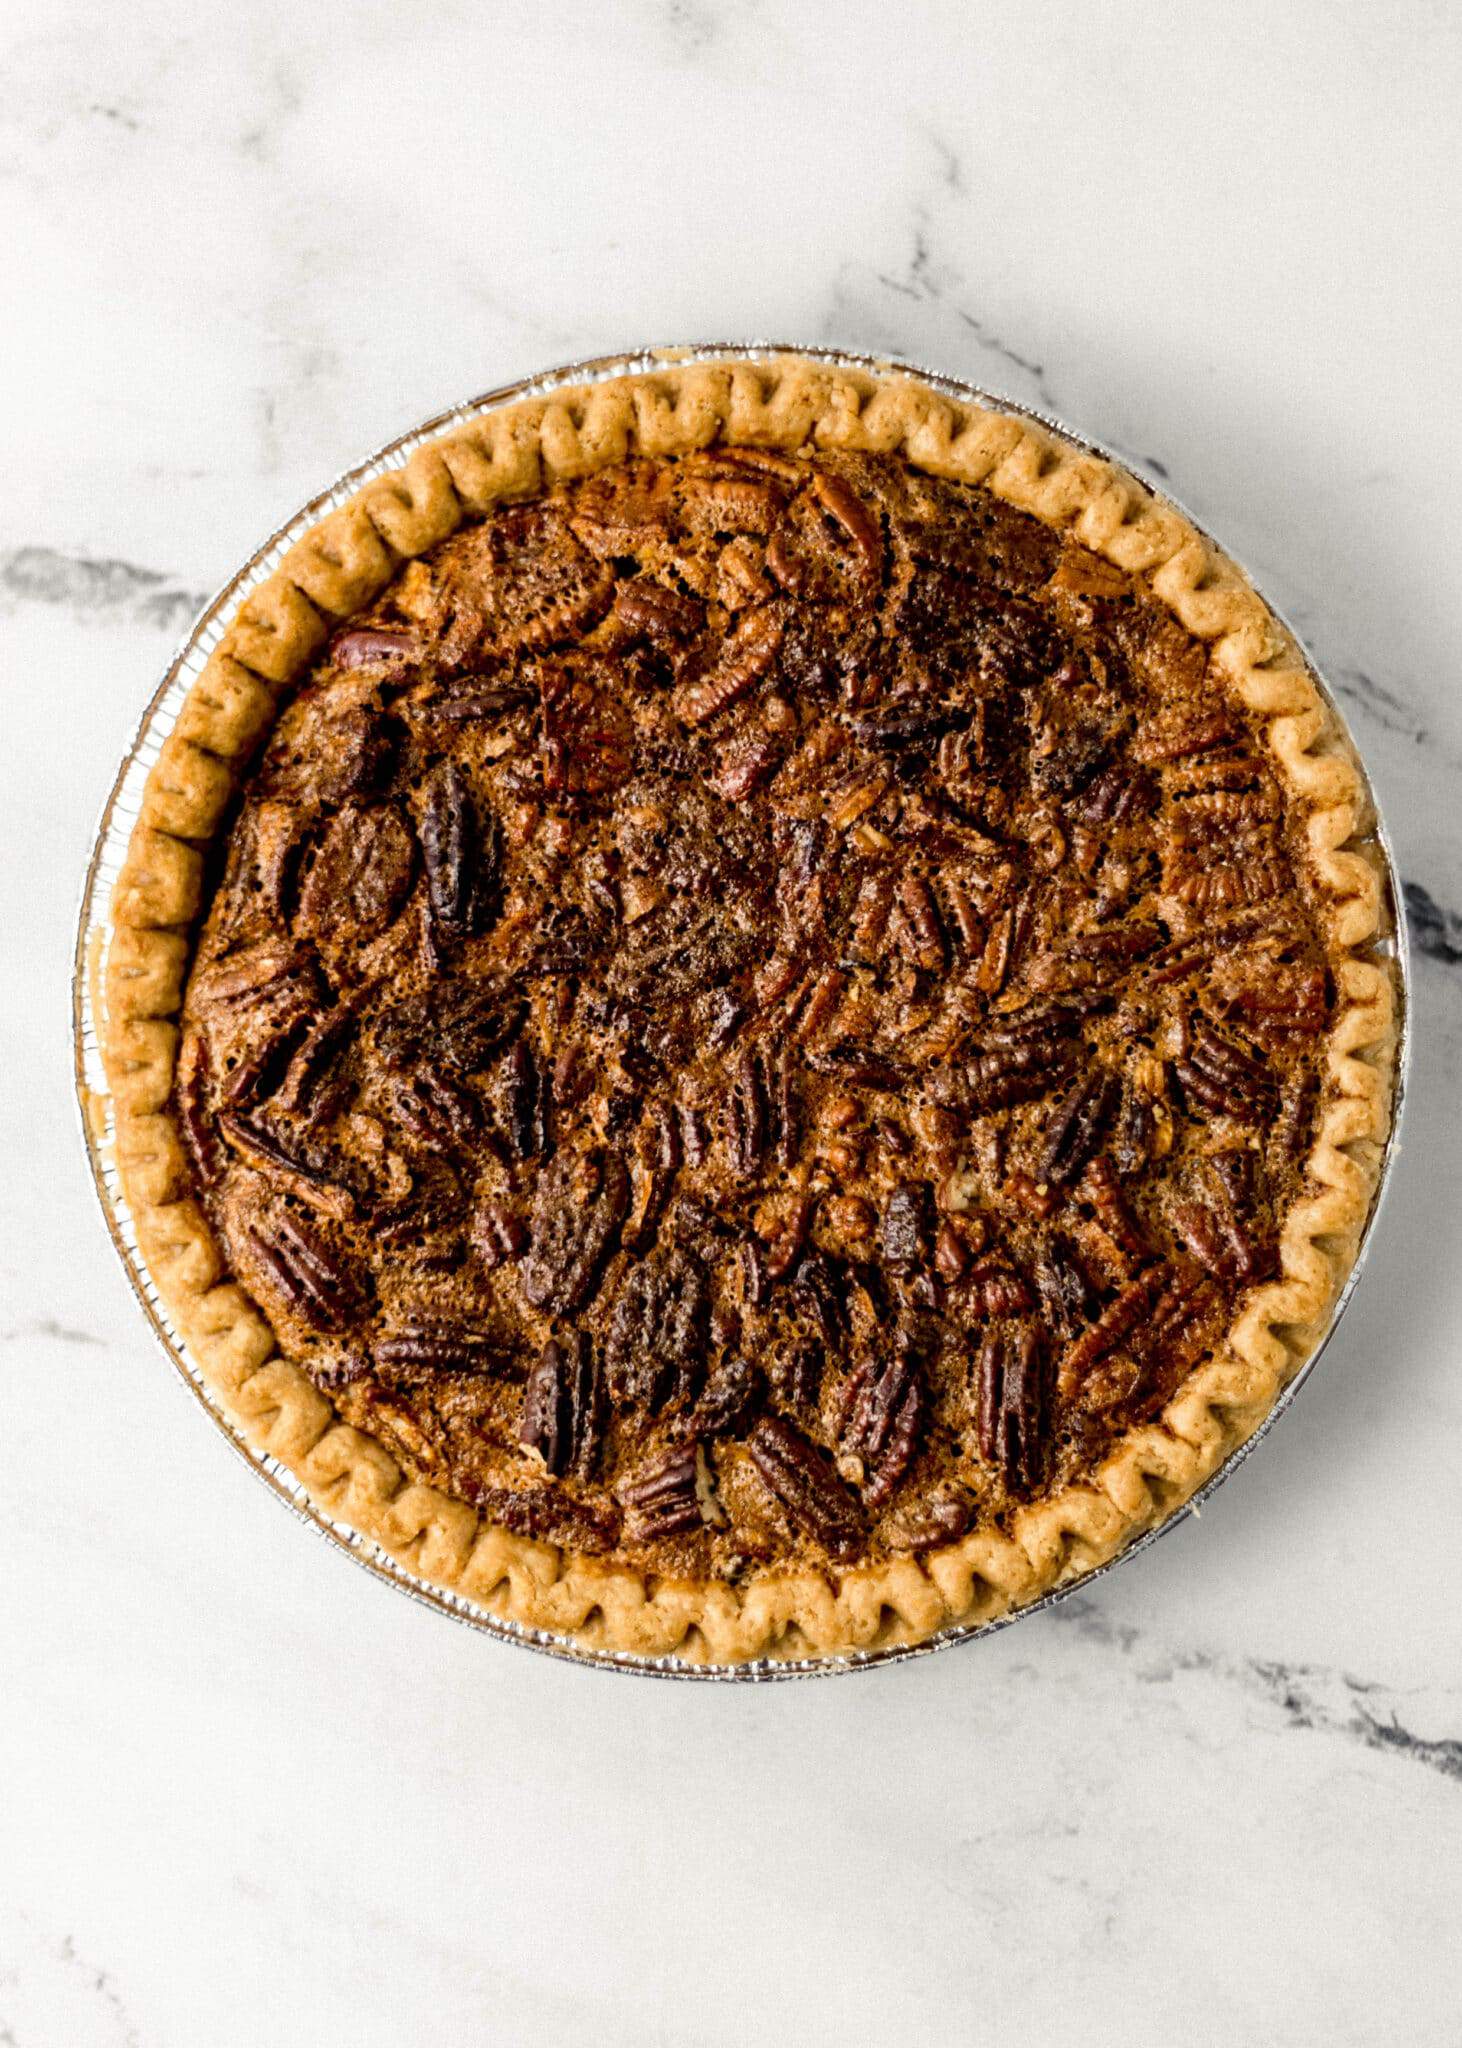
[{"left": 175, "top": 447, "right": 1337, "bottom": 1580}]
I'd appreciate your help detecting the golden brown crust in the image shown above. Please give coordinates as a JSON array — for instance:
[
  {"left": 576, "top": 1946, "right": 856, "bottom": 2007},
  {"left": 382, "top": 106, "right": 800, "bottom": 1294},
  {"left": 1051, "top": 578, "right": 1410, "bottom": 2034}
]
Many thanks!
[{"left": 99, "top": 356, "right": 1397, "bottom": 1663}]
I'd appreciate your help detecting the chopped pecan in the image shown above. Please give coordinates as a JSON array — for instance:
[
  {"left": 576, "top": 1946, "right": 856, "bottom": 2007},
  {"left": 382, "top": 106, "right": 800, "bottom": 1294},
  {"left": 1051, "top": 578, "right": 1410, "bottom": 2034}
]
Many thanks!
[
  {"left": 519, "top": 1148, "right": 630, "bottom": 1317},
  {"left": 965, "top": 1257, "right": 1032, "bottom": 1319},
  {"left": 975, "top": 1323, "right": 1047, "bottom": 1491},
  {"left": 773, "top": 1335, "right": 824, "bottom": 1409},
  {"left": 611, "top": 579, "right": 704, "bottom": 642},
  {"left": 888, "top": 1489, "right": 973, "bottom": 1551},
  {"left": 1078, "top": 1156, "right": 1151, "bottom": 1263},
  {"left": 603, "top": 1244, "right": 709, "bottom": 1410},
  {"left": 419, "top": 760, "right": 501, "bottom": 942},
  {"left": 519, "top": 1331, "right": 604, "bottom": 1479},
  {"left": 1067, "top": 921, "right": 1162, "bottom": 968},
  {"left": 250, "top": 1212, "right": 360, "bottom": 1329},
  {"left": 1271, "top": 1067, "right": 1319, "bottom": 1172},
  {"left": 723, "top": 1050, "right": 768, "bottom": 1179},
  {"left": 465, "top": 1480, "right": 620, "bottom": 1553},
  {"left": 747, "top": 1415, "right": 863, "bottom": 1557},
  {"left": 672, "top": 604, "right": 783, "bottom": 726}
]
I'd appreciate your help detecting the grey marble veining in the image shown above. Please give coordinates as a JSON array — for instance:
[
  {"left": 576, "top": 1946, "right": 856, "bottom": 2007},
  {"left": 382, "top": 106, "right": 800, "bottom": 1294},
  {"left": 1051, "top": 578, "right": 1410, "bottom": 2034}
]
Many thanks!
[{"left": 4, "top": 2, "right": 1461, "bottom": 2043}]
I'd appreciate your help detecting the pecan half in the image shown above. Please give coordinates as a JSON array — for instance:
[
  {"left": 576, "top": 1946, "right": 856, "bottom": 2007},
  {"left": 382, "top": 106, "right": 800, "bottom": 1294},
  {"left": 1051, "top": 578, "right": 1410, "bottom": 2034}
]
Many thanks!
[
  {"left": 298, "top": 801, "right": 416, "bottom": 942},
  {"left": 686, "top": 1352, "right": 762, "bottom": 1440},
  {"left": 603, "top": 1244, "right": 709, "bottom": 1410},
  {"left": 1173, "top": 1018, "right": 1274, "bottom": 1123},
  {"left": 839, "top": 1331, "right": 925, "bottom": 1511},
  {"left": 747, "top": 1415, "right": 863, "bottom": 1558},
  {"left": 975, "top": 1322, "right": 1047, "bottom": 1491},
  {"left": 250, "top": 1213, "right": 360, "bottom": 1329},
  {"left": 375, "top": 1321, "right": 506, "bottom": 1376},
  {"left": 519, "top": 1331, "right": 604, "bottom": 1479},
  {"left": 389, "top": 1066, "right": 482, "bottom": 1149},
  {"left": 175, "top": 1029, "right": 222, "bottom": 1188},
  {"left": 618, "top": 1443, "right": 707, "bottom": 1542},
  {"left": 1039, "top": 1068, "right": 1119, "bottom": 1186},
  {"left": 419, "top": 760, "right": 501, "bottom": 942},
  {"left": 519, "top": 1148, "right": 630, "bottom": 1317},
  {"left": 672, "top": 604, "right": 783, "bottom": 726}
]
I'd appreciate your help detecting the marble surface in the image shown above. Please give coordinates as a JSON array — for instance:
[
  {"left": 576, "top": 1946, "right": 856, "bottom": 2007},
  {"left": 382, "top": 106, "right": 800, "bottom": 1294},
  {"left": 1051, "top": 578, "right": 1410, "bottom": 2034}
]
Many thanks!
[{"left": 4, "top": 2, "right": 1460, "bottom": 2041}]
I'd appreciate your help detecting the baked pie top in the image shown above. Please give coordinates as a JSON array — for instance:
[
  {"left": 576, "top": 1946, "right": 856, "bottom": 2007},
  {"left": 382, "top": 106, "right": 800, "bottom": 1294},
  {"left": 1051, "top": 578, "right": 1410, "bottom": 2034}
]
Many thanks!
[{"left": 100, "top": 358, "right": 1396, "bottom": 1661}]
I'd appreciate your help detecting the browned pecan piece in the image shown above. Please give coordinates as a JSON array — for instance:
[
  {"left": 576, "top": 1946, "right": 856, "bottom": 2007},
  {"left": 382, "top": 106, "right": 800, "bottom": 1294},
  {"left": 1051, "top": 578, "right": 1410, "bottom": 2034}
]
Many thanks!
[
  {"left": 218, "top": 1110, "right": 357, "bottom": 1218},
  {"left": 298, "top": 801, "right": 416, "bottom": 943},
  {"left": 540, "top": 658, "right": 635, "bottom": 797},
  {"left": 610, "top": 579, "right": 705, "bottom": 643},
  {"left": 1271, "top": 1067, "right": 1319, "bottom": 1172},
  {"left": 175, "top": 1029, "right": 222, "bottom": 1188},
  {"left": 747, "top": 1415, "right": 863, "bottom": 1558},
  {"left": 1039, "top": 1068, "right": 1120, "bottom": 1186},
  {"left": 1031, "top": 1237, "right": 1099, "bottom": 1340},
  {"left": 811, "top": 469, "right": 883, "bottom": 582},
  {"left": 374, "top": 979, "right": 524, "bottom": 1074},
  {"left": 374, "top": 1320, "right": 507, "bottom": 1377},
  {"left": 464, "top": 1480, "right": 620, "bottom": 1553},
  {"left": 678, "top": 473, "right": 785, "bottom": 535},
  {"left": 618, "top": 1443, "right": 706, "bottom": 1542},
  {"left": 500, "top": 1038, "right": 551, "bottom": 1161},
  {"left": 423, "top": 677, "right": 538, "bottom": 725},
  {"left": 888, "top": 1489, "right": 974, "bottom": 1551},
  {"left": 1078, "top": 1156, "right": 1151, "bottom": 1263},
  {"left": 892, "top": 874, "right": 946, "bottom": 971},
  {"left": 418, "top": 760, "right": 501, "bottom": 943},
  {"left": 965, "top": 1257, "right": 1032, "bottom": 1319},
  {"left": 474, "top": 1197, "right": 527, "bottom": 1268},
  {"left": 329, "top": 626, "right": 419, "bottom": 671},
  {"left": 520, "top": 1148, "right": 630, "bottom": 1319},
  {"left": 1072, "top": 761, "right": 1155, "bottom": 828},
  {"left": 603, "top": 1244, "right": 709, "bottom": 1411},
  {"left": 1173, "top": 1018, "right": 1274, "bottom": 1123},
  {"left": 1214, "top": 960, "right": 1329, "bottom": 1040},
  {"left": 438, "top": 507, "right": 615, "bottom": 666},
  {"left": 389, "top": 1066, "right": 482, "bottom": 1149},
  {"left": 975, "top": 1322, "right": 1047, "bottom": 1492},
  {"left": 1127, "top": 1262, "right": 1221, "bottom": 1412},
  {"left": 839, "top": 1331, "right": 925, "bottom": 1512},
  {"left": 672, "top": 604, "right": 783, "bottom": 726},
  {"left": 967, "top": 1034, "right": 1074, "bottom": 1114},
  {"left": 710, "top": 735, "right": 784, "bottom": 802},
  {"left": 192, "top": 938, "right": 317, "bottom": 1013},
  {"left": 1067, "top": 921, "right": 1163, "bottom": 968},
  {"left": 686, "top": 1352, "right": 762, "bottom": 1441},
  {"left": 1109, "top": 1077, "right": 1156, "bottom": 1175},
  {"left": 276, "top": 1001, "right": 358, "bottom": 1121},
  {"left": 1170, "top": 1161, "right": 1277, "bottom": 1285},
  {"left": 772, "top": 1334, "right": 823, "bottom": 1409},
  {"left": 878, "top": 1183, "right": 930, "bottom": 1269},
  {"left": 519, "top": 1331, "right": 604, "bottom": 1479},
  {"left": 1057, "top": 1267, "right": 1167, "bottom": 1398},
  {"left": 723, "top": 1049, "right": 769, "bottom": 1179},
  {"left": 974, "top": 885, "right": 1037, "bottom": 999},
  {"left": 250, "top": 1212, "right": 361, "bottom": 1329}
]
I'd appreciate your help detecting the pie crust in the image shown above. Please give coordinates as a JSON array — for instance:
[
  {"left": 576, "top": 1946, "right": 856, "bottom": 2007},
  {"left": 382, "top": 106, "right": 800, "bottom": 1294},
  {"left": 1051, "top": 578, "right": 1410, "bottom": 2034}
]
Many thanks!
[{"left": 98, "top": 355, "right": 1397, "bottom": 1663}]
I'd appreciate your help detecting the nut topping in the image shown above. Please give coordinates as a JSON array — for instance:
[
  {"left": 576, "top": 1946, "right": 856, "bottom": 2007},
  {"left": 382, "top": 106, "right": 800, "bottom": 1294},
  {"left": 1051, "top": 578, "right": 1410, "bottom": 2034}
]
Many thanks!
[{"left": 179, "top": 441, "right": 1344, "bottom": 1576}]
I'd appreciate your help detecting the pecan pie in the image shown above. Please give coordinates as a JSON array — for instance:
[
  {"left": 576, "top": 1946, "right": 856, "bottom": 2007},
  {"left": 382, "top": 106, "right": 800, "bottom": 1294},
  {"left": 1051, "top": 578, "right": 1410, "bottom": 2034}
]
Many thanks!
[{"left": 101, "top": 357, "right": 1397, "bottom": 1662}]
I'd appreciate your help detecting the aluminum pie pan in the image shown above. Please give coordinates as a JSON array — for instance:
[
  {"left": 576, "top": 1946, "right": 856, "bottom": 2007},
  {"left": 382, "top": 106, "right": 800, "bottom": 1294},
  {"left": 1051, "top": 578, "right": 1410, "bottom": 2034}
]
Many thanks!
[{"left": 72, "top": 342, "right": 1411, "bottom": 1681}]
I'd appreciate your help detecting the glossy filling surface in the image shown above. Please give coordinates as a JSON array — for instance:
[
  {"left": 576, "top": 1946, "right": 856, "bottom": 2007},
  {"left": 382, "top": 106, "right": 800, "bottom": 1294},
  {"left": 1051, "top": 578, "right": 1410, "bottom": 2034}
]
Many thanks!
[{"left": 176, "top": 447, "right": 1336, "bottom": 1575}]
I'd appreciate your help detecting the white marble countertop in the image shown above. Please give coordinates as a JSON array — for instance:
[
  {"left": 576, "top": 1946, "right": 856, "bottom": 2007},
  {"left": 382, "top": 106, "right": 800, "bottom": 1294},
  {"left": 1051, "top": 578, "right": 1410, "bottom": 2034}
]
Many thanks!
[{"left": 4, "top": 3, "right": 1460, "bottom": 2041}]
